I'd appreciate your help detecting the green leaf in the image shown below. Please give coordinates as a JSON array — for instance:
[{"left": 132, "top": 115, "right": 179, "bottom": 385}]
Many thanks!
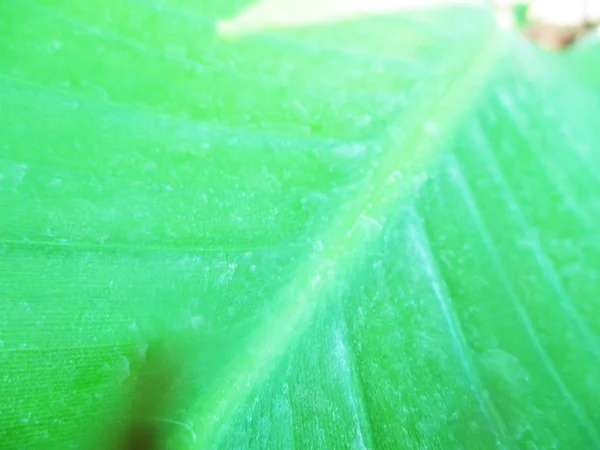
[{"left": 2, "top": 0, "right": 600, "bottom": 448}]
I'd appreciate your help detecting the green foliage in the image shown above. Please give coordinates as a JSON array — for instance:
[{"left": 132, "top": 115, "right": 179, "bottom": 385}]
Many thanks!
[{"left": 2, "top": 1, "right": 600, "bottom": 448}]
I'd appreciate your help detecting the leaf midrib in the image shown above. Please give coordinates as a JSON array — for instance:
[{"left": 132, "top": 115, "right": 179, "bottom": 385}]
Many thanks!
[{"left": 190, "top": 25, "right": 510, "bottom": 449}]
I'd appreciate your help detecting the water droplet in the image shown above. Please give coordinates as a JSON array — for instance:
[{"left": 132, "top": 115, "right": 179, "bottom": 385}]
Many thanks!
[
  {"left": 136, "top": 343, "right": 148, "bottom": 359},
  {"left": 312, "top": 275, "right": 321, "bottom": 288},
  {"left": 313, "top": 240, "right": 324, "bottom": 252},
  {"left": 386, "top": 170, "right": 403, "bottom": 184},
  {"left": 360, "top": 215, "right": 383, "bottom": 231},
  {"left": 191, "top": 316, "right": 205, "bottom": 328},
  {"left": 354, "top": 114, "right": 372, "bottom": 127},
  {"left": 119, "top": 356, "right": 130, "bottom": 379},
  {"left": 424, "top": 121, "right": 439, "bottom": 135},
  {"left": 333, "top": 143, "right": 367, "bottom": 158}
]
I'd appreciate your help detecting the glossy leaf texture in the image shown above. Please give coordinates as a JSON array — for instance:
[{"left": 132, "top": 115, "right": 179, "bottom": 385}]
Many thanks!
[{"left": 2, "top": 0, "right": 600, "bottom": 448}]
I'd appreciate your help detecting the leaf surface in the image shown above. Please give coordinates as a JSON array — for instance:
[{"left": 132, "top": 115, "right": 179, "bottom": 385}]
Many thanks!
[{"left": 2, "top": 0, "right": 600, "bottom": 448}]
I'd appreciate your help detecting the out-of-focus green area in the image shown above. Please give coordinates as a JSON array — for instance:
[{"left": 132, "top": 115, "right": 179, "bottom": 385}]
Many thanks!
[{"left": 2, "top": 0, "right": 600, "bottom": 448}]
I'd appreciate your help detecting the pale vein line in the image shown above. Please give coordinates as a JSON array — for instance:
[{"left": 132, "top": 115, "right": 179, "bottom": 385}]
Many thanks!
[
  {"left": 469, "top": 120, "right": 600, "bottom": 362},
  {"left": 494, "top": 84, "right": 593, "bottom": 230},
  {"left": 0, "top": 237, "right": 307, "bottom": 255},
  {"left": 407, "top": 209, "right": 511, "bottom": 449},
  {"left": 282, "top": 370, "right": 296, "bottom": 450},
  {"left": 515, "top": 45, "right": 600, "bottom": 185},
  {"left": 333, "top": 315, "right": 373, "bottom": 449},
  {"left": 0, "top": 342, "right": 137, "bottom": 354},
  {"left": 448, "top": 154, "right": 600, "bottom": 445}
]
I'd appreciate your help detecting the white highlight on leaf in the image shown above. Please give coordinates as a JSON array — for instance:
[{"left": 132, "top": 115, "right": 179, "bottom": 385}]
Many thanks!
[
  {"left": 217, "top": 0, "right": 487, "bottom": 36},
  {"left": 359, "top": 215, "right": 383, "bottom": 231}
]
